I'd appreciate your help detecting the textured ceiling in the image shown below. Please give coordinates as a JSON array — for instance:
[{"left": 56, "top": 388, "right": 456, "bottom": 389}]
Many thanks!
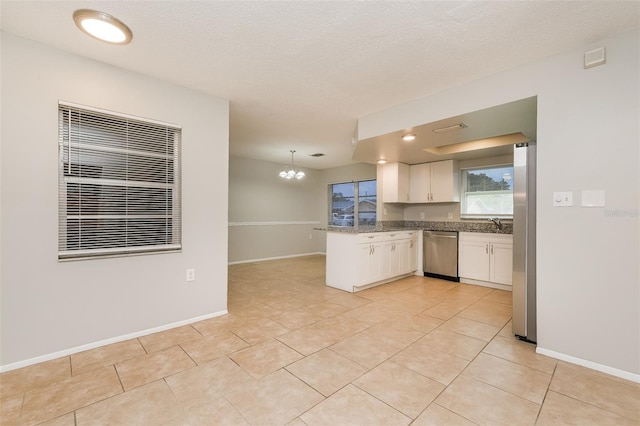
[{"left": 1, "top": 1, "right": 638, "bottom": 168}]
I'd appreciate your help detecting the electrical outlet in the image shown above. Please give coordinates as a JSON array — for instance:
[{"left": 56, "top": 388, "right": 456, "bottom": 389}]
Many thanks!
[
  {"left": 308, "top": 233, "right": 312, "bottom": 239},
  {"left": 186, "top": 268, "right": 195, "bottom": 282},
  {"left": 420, "top": 212, "right": 425, "bottom": 219},
  {"left": 448, "top": 212, "right": 453, "bottom": 219}
]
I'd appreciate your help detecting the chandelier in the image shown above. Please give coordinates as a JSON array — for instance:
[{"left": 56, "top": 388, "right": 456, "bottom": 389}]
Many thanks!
[{"left": 279, "top": 150, "right": 305, "bottom": 180}]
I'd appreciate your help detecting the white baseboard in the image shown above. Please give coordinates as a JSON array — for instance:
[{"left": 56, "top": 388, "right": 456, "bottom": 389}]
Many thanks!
[
  {"left": 536, "top": 346, "right": 640, "bottom": 383},
  {"left": 0, "top": 310, "right": 228, "bottom": 373},
  {"left": 228, "top": 252, "right": 326, "bottom": 265},
  {"left": 460, "top": 278, "right": 513, "bottom": 291}
]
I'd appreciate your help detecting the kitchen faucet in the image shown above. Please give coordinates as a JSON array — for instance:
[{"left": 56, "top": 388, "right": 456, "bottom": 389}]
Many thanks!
[{"left": 489, "top": 217, "right": 502, "bottom": 230}]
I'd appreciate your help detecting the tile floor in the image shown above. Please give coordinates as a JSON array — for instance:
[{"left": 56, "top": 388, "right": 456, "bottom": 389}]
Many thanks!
[{"left": 1, "top": 255, "right": 639, "bottom": 425}]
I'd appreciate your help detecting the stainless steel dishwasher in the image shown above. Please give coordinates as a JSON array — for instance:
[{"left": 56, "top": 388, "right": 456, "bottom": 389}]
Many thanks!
[{"left": 423, "top": 231, "right": 459, "bottom": 282}]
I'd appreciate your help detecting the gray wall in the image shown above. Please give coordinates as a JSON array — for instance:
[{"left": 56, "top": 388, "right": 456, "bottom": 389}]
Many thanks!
[
  {"left": 1, "top": 34, "right": 230, "bottom": 368},
  {"left": 228, "top": 156, "right": 323, "bottom": 263},
  {"left": 359, "top": 29, "right": 640, "bottom": 379},
  {"left": 228, "top": 156, "right": 376, "bottom": 263}
]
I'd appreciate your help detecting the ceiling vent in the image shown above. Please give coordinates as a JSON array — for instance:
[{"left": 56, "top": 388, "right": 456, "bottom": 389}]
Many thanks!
[{"left": 309, "top": 153, "right": 325, "bottom": 157}]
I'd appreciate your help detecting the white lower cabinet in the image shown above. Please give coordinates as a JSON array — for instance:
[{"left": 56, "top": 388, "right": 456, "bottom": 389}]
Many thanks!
[
  {"left": 459, "top": 232, "right": 513, "bottom": 287},
  {"left": 327, "top": 230, "right": 418, "bottom": 292}
]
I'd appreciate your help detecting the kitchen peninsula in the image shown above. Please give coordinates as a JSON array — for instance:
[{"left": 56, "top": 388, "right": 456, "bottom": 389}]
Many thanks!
[{"left": 325, "top": 220, "right": 513, "bottom": 293}]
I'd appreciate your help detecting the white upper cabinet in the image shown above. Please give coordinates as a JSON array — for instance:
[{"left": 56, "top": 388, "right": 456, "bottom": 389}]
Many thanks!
[
  {"left": 408, "top": 160, "right": 460, "bottom": 203},
  {"left": 382, "top": 162, "right": 410, "bottom": 203}
]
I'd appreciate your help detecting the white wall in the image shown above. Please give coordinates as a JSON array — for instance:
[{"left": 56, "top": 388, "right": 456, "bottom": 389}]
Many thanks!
[
  {"left": 0, "top": 34, "right": 229, "bottom": 368},
  {"left": 359, "top": 29, "right": 640, "bottom": 378}
]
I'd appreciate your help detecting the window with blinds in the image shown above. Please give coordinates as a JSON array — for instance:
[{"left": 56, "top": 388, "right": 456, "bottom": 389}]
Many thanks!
[{"left": 58, "top": 102, "right": 182, "bottom": 260}]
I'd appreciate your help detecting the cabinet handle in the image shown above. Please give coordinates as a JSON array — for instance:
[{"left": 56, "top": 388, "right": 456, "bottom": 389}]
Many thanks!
[
  {"left": 486, "top": 244, "right": 489, "bottom": 254},
  {"left": 491, "top": 244, "right": 494, "bottom": 255}
]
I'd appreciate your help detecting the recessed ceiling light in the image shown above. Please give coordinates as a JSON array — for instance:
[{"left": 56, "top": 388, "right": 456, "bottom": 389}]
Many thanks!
[
  {"left": 402, "top": 133, "right": 416, "bottom": 142},
  {"left": 432, "top": 123, "right": 467, "bottom": 134},
  {"left": 377, "top": 159, "right": 387, "bottom": 164},
  {"left": 73, "top": 9, "right": 133, "bottom": 45}
]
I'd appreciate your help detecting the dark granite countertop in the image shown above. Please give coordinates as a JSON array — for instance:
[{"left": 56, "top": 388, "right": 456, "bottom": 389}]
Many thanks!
[{"left": 320, "top": 220, "right": 513, "bottom": 235}]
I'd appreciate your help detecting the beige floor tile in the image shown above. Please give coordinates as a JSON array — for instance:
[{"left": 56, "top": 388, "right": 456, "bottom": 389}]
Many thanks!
[
  {"left": 549, "top": 361, "right": 640, "bottom": 421},
  {"left": 276, "top": 325, "right": 339, "bottom": 356},
  {"left": 138, "top": 325, "right": 203, "bottom": 353},
  {"left": 226, "top": 369, "right": 323, "bottom": 425},
  {"left": 330, "top": 332, "right": 402, "bottom": 369},
  {"left": 286, "top": 348, "right": 367, "bottom": 396},
  {"left": 389, "top": 291, "right": 441, "bottom": 310},
  {"left": 229, "top": 339, "right": 303, "bottom": 379},
  {"left": 228, "top": 318, "right": 291, "bottom": 344},
  {"left": 537, "top": 390, "right": 639, "bottom": 425},
  {"left": 481, "top": 289, "right": 513, "bottom": 305},
  {"left": 393, "top": 313, "right": 443, "bottom": 334},
  {"left": 391, "top": 342, "right": 470, "bottom": 386},
  {"left": 326, "top": 293, "right": 372, "bottom": 309},
  {"left": 0, "top": 357, "right": 71, "bottom": 398},
  {"left": 71, "top": 339, "right": 146, "bottom": 376},
  {"left": 184, "top": 397, "right": 248, "bottom": 425},
  {"left": 498, "top": 320, "right": 514, "bottom": 338},
  {"left": 165, "top": 356, "right": 253, "bottom": 409},
  {"left": 230, "top": 302, "right": 283, "bottom": 320},
  {"left": 179, "top": 333, "right": 249, "bottom": 364},
  {"left": 354, "top": 361, "right": 445, "bottom": 418},
  {"left": 300, "top": 384, "right": 411, "bottom": 426},
  {"left": 304, "top": 301, "right": 351, "bottom": 318},
  {"left": 440, "top": 316, "right": 501, "bottom": 342},
  {"left": 272, "top": 307, "right": 323, "bottom": 329},
  {"left": 422, "top": 301, "right": 465, "bottom": 320},
  {"left": 0, "top": 393, "right": 24, "bottom": 424},
  {"left": 341, "top": 303, "right": 396, "bottom": 325},
  {"left": 313, "top": 314, "right": 370, "bottom": 341},
  {"left": 369, "top": 297, "right": 429, "bottom": 315},
  {"left": 287, "top": 417, "right": 307, "bottom": 426},
  {"left": 21, "top": 366, "right": 122, "bottom": 425},
  {"left": 419, "top": 328, "right": 487, "bottom": 361},
  {"left": 412, "top": 403, "right": 478, "bottom": 426},
  {"left": 457, "top": 300, "right": 512, "bottom": 327},
  {"left": 363, "top": 319, "right": 424, "bottom": 348},
  {"left": 38, "top": 412, "right": 76, "bottom": 426},
  {"left": 75, "top": 379, "right": 183, "bottom": 425},
  {"left": 115, "top": 346, "right": 196, "bottom": 391},
  {"left": 191, "top": 314, "right": 244, "bottom": 337},
  {"left": 462, "top": 353, "right": 552, "bottom": 404},
  {"left": 483, "top": 335, "right": 557, "bottom": 374},
  {"left": 263, "top": 295, "right": 309, "bottom": 312},
  {"left": 436, "top": 375, "right": 539, "bottom": 426}
]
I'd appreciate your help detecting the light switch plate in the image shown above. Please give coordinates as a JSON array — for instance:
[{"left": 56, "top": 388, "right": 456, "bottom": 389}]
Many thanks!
[
  {"left": 553, "top": 191, "right": 573, "bottom": 207},
  {"left": 581, "top": 190, "right": 605, "bottom": 207}
]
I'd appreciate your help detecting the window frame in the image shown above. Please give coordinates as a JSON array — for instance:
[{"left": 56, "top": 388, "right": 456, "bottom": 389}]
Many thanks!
[
  {"left": 58, "top": 101, "right": 182, "bottom": 260},
  {"left": 328, "top": 179, "right": 377, "bottom": 229},
  {"left": 460, "top": 164, "right": 514, "bottom": 219}
]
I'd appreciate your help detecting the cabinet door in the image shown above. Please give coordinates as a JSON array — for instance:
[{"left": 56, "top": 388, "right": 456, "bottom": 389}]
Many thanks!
[
  {"left": 358, "top": 244, "right": 372, "bottom": 285},
  {"left": 459, "top": 239, "right": 490, "bottom": 281},
  {"left": 408, "top": 238, "right": 418, "bottom": 272},
  {"left": 430, "top": 160, "right": 460, "bottom": 203},
  {"left": 409, "top": 163, "right": 431, "bottom": 203},
  {"left": 371, "top": 242, "right": 387, "bottom": 282},
  {"left": 490, "top": 242, "right": 513, "bottom": 285},
  {"left": 382, "top": 163, "right": 410, "bottom": 203}
]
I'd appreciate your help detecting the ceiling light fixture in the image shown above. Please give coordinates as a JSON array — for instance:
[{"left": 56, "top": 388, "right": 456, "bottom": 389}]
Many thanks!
[
  {"left": 402, "top": 133, "right": 416, "bottom": 142},
  {"left": 432, "top": 123, "right": 467, "bottom": 134},
  {"left": 279, "top": 150, "right": 305, "bottom": 180},
  {"left": 73, "top": 9, "right": 133, "bottom": 45},
  {"left": 377, "top": 159, "right": 387, "bottom": 164}
]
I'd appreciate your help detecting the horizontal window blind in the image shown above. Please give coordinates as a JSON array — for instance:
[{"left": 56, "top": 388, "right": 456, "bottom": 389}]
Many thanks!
[{"left": 58, "top": 102, "right": 182, "bottom": 259}]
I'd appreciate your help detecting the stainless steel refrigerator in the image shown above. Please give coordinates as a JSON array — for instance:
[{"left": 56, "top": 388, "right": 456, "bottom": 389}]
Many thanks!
[{"left": 512, "top": 142, "right": 537, "bottom": 343}]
